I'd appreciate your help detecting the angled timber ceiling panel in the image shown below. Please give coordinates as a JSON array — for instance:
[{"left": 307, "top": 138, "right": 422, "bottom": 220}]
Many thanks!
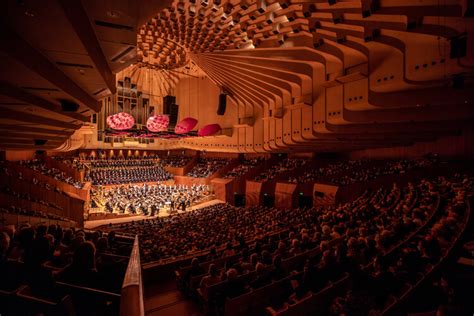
[
  {"left": 136, "top": 0, "right": 474, "bottom": 152},
  {"left": 0, "top": 0, "right": 171, "bottom": 150}
]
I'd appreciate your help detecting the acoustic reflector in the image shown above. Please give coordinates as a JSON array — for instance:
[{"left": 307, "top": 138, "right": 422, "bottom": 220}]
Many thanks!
[
  {"left": 147, "top": 114, "right": 170, "bottom": 132},
  {"left": 198, "top": 124, "right": 221, "bottom": 136},
  {"left": 175, "top": 117, "right": 198, "bottom": 134},
  {"left": 106, "top": 112, "right": 135, "bottom": 130}
]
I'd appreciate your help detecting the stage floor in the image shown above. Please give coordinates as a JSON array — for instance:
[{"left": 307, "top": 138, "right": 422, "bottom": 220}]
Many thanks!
[{"left": 84, "top": 199, "right": 224, "bottom": 229}]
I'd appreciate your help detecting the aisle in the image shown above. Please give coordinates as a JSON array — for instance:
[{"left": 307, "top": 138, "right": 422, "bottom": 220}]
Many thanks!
[{"left": 84, "top": 199, "right": 224, "bottom": 229}]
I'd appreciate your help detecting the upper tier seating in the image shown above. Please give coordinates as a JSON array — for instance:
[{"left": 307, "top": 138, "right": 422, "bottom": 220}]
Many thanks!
[
  {"left": 254, "top": 159, "right": 307, "bottom": 182},
  {"left": 19, "top": 160, "right": 84, "bottom": 189},
  {"left": 224, "top": 158, "right": 264, "bottom": 179},
  {"left": 187, "top": 158, "right": 229, "bottom": 178},
  {"left": 160, "top": 156, "right": 193, "bottom": 168},
  {"left": 287, "top": 157, "right": 437, "bottom": 185}
]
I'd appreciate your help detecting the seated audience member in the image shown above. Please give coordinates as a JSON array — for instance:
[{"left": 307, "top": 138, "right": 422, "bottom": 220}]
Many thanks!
[
  {"left": 0, "top": 231, "right": 10, "bottom": 262},
  {"left": 199, "top": 264, "right": 221, "bottom": 299},
  {"left": 223, "top": 242, "right": 236, "bottom": 257},
  {"left": 250, "top": 262, "right": 272, "bottom": 289},
  {"left": 270, "top": 255, "right": 285, "bottom": 281},
  {"left": 57, "top": 241, "right": 99, "bottom": 288},
  {"left": 222, "top": 268, "right": 246, "bottom": 299},
  {"left": 185, "top": 258, "right": 205, "bottom": 283}
]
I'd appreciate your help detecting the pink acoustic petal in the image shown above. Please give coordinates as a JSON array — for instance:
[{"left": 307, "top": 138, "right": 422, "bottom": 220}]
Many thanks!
[
  {"left": 198, "top": 124, "right": 221, "bottom": 136},
  {"left": 175, "top": 117, "right": 198, "bottom": 134},
  {"left": 147, "top": 115, "right": 170, "bottom": 132}
]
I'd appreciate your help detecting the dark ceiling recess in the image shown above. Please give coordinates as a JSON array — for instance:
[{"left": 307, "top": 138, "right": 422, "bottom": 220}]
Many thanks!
[
  {"left": 34, "top": 139, "right": 48, "bottom": 146},
  {"left": 111, "top": 46, "right": 135, "bottom": 62},
  {"left": 60, "top": 100, "right": 80, "bottom": 112},
  {"left": 56, "top": 61, "right": 94, "bottom": 69},
  {"left": 21, "top": 87, "right": 60, "bottom": 92},
  {"left": 94, "top": 20, "right": 134, "bottom": 31}
]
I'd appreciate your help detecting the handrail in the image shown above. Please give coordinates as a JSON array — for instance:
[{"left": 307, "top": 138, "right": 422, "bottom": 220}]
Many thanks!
[{"left": 120, "top": 235, "right": 144, "bottom": 316}]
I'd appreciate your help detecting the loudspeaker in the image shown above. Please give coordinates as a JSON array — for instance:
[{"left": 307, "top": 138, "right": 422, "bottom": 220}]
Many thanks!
[
  {"left": 60, "top": 100, "right": 79, "bottom": 112},
  {"left": 168, "top": 104, "right": 179, "bottom": 128},
  {"left": 34, "top": 139, "right": 47, "bottom": 146},
  {"left": 163, "top": 95, "right": 176, "bottom": 114},
  {"left": 217, "top": 93, "right": 227, "bottom": 115},
  {"left": 450, "top": 34, "right": 467, "bottom": 58}
]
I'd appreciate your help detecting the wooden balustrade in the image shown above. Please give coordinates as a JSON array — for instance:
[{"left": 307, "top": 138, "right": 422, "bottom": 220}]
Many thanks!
[{"left": 120, "top": 236, "right": 145, "bottom": 316}]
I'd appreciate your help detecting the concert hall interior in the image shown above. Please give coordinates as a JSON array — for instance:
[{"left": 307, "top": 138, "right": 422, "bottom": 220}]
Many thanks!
[{"left": 1, "top": 0, "right": 474, "bottom": 315}]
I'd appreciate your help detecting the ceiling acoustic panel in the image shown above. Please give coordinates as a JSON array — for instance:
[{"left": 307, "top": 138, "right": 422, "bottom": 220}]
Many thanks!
[{"left": 128, "top": 0, "right": 473, "bottom": 152}]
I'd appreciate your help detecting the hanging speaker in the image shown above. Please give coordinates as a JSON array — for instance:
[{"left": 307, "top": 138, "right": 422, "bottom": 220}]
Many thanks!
[
  {"left": 163, "top": 95, "right": 176, "bottom": 114},
  {"left": 217, "top": 93, "right": 227, "bottom": 115},
  {"left": 168, "top": 104, "right": 179, "bottom": 128}
]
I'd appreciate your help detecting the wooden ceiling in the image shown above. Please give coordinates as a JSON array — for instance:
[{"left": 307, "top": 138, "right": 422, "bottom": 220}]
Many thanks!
[
  {"left": 1, "top": 0, "right": 473, "bottom": 153},
  {"left": 139, "top": 0, "right": 474, "bottom": 152},
  {"left": 0, "top": 0, "right": 171, "bottom": 150}
]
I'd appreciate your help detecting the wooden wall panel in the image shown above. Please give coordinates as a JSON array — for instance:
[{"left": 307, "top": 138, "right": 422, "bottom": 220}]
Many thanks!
[
  {"left": 246, "top": 180, "right": 262, "bottom": 207},
  {"left": 313, "top": 183, "right": 339, "bottom": 206},
  {"left": 5, "top": 150, "right": 36, "bottom": 161},
  {"left": 275, "top": 182, "right": 297, "bottom": 208},
  {"left": 175, "top": 77, "right": 238, "bottom": 130}
]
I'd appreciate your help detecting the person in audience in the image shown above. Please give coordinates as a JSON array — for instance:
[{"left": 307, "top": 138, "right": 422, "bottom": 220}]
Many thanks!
[
  {"left": 223, "top": 242, "right": 236, "bottom": 257},
  {"left": 250, "top": 262, "right": 272, "bottom": 289},
  {"left": 0, "top": 231, "right": 10, "bottom": 262},
  {"left": 57, "top": 241, "right": 99, "bottom": 288},
  {"left": 222, "top": 268, "right": 246, "bottom": 299},
  {"left": 184, "top": 258, "right": 205, "bottom": 283},
  {"left": 199, "top": 264, "right": 221, "bottom": 299}
]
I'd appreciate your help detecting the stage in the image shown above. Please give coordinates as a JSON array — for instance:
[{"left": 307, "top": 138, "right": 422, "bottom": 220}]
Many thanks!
[{"left": 84, "top": 198, "right": 224, "bottom": 229}]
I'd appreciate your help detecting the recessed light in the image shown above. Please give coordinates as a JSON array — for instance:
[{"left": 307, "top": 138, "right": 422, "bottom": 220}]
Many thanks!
[{"left": 24, "top": 10, "right": 35, "bottom": 17}]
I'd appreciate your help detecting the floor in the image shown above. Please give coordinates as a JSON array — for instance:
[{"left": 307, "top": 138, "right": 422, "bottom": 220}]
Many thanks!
[
  {"left": 84, "top": 199, "right": 224, "bottom": 229},
  {"left": 144, "top": 279, "right": 202, "bottom": 316}
]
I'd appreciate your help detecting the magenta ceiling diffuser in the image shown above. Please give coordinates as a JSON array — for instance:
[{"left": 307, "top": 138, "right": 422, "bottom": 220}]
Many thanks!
[
  {"left": 106, "top": 112, "right": 135, "bottom": 130},
  {"left": 147, "top": 114, "right": 170, "bottom": 132},
  {"left": 198, "top": 123, "right": 221, "bottom": 136},
  {"left": 175, "top": 117, "right": 198, "bottom": 134}
]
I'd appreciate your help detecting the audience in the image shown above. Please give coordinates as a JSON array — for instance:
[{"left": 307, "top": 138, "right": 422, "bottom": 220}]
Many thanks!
[
  {"left": 254, "top": 158, "right": 307, "bottom": 181},
  {"left": 86, "top": 159, "right": 172, "bottom": 185},
  {"left": 224, "top": 157, "right": 264, "bottom": 179},
  {"left": 0, "top": 153, "right": 471, "bottom": 316},
  {"left": 19, "top": 159, "right": 84, "bottom": 189},
  {"left": 0, "top": 222, "right": 132, "bottom": 300},
  {"left": 160, "top": 156, "right": 193, "bottom": 168},
  {"left": 187, "top": 157, "right": 229, "bottom": 178},
  {"left": 288, "top": 157, "right": 437, "bottom": 185}
]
